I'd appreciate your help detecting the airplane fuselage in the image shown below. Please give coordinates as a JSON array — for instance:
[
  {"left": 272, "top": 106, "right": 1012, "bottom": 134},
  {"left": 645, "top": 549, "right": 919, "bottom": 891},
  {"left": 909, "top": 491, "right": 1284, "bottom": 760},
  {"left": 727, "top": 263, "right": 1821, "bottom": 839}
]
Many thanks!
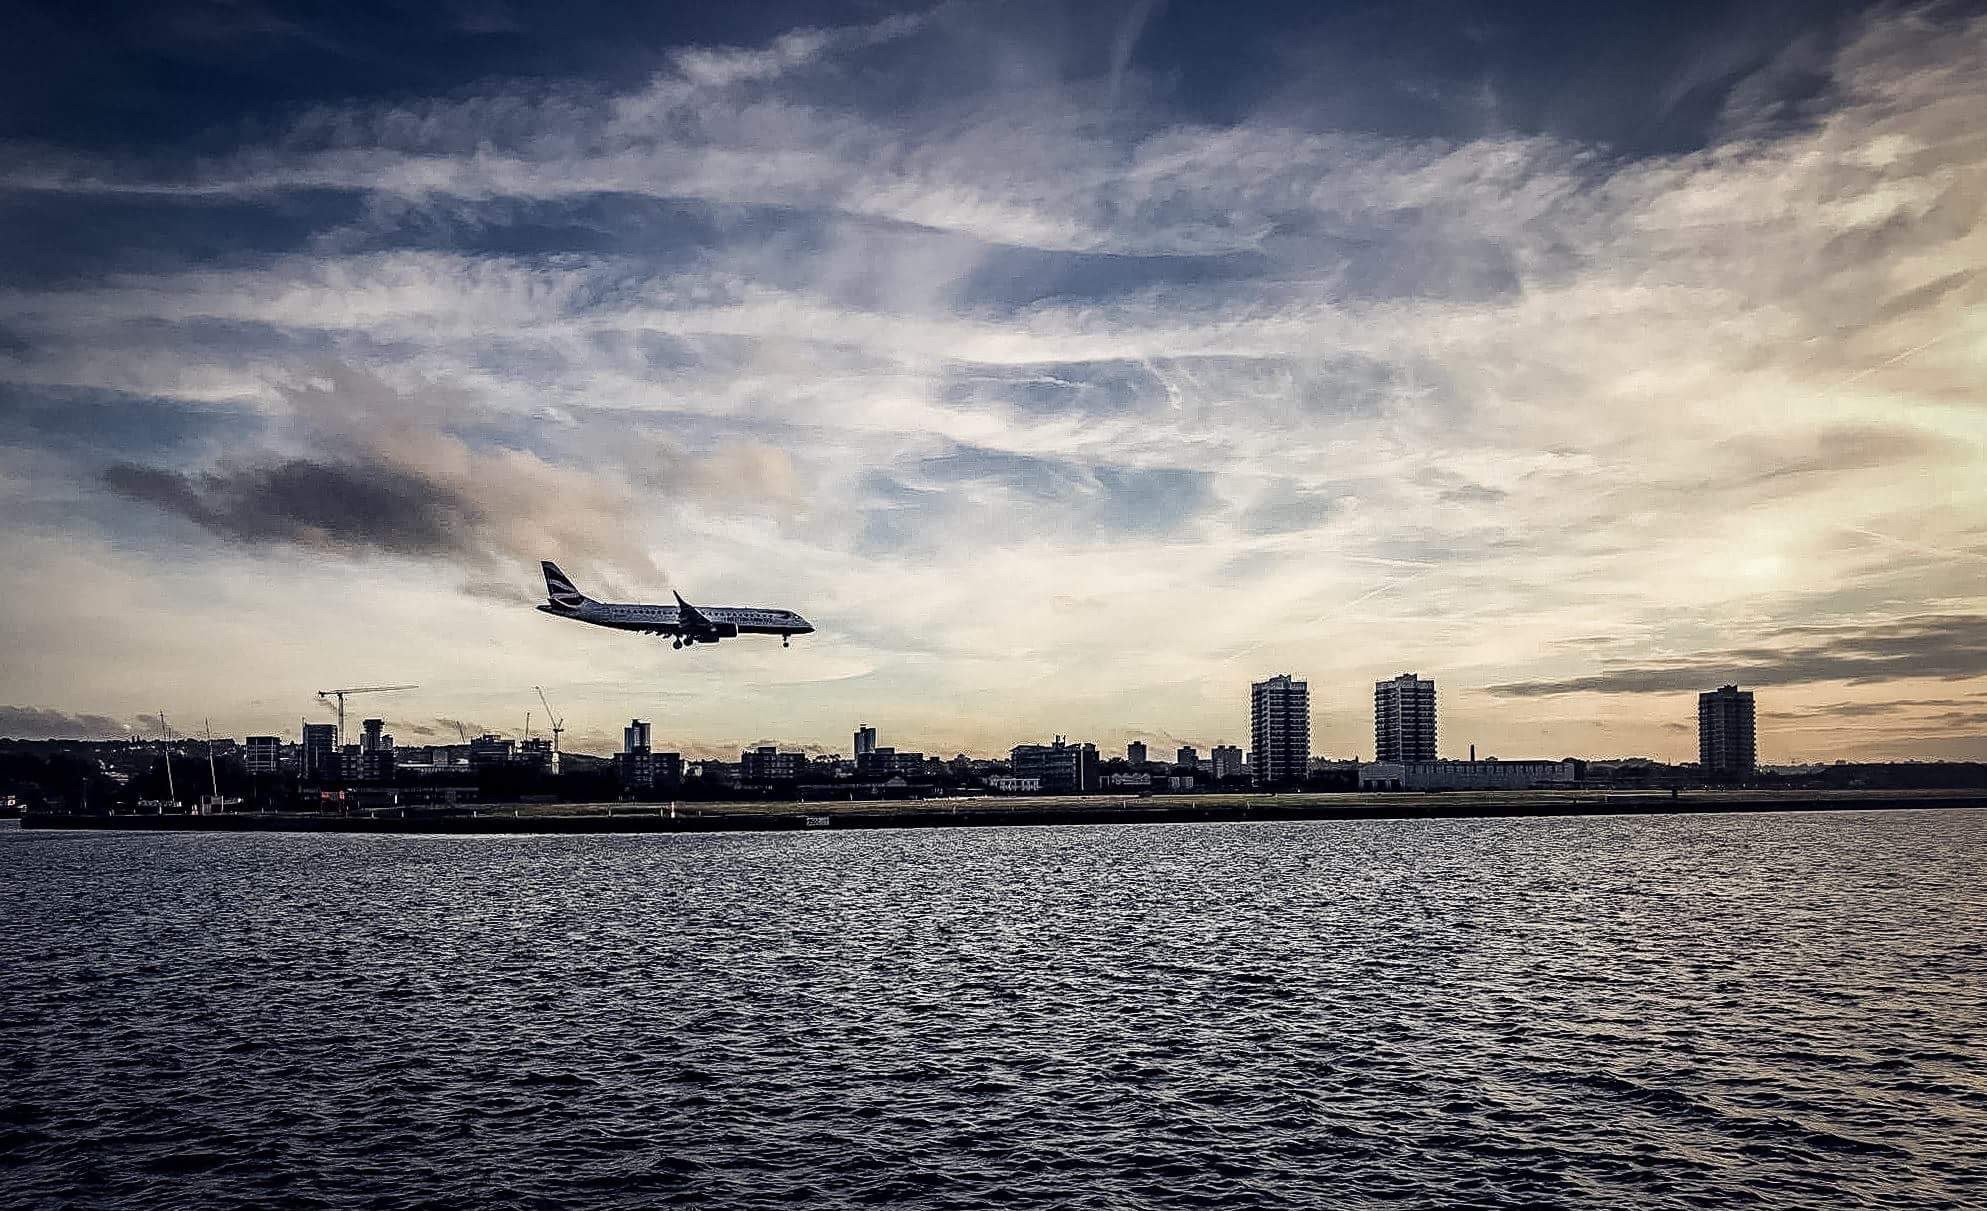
[
  {"left": 537, "top": 600, "right": 811, "bottom": 640},
  {"left": 535, "top": 560, "right": 810, "bottom": 649}
]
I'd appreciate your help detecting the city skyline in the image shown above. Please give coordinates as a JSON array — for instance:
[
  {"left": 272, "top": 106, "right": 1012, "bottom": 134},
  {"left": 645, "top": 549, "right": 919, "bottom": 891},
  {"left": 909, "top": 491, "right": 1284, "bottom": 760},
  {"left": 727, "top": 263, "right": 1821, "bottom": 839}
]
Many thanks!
[
  {"left": 4, "top": 3, "right": 1986, "bottom": 762},
  {"left": 7, "top": 674, "right": 1785, "bottom": 770}
]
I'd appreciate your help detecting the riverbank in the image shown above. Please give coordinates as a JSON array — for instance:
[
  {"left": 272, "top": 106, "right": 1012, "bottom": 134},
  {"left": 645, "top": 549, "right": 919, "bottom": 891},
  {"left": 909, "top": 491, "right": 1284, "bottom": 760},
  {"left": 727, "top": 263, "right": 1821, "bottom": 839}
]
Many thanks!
[{"left": 20, "top": 788, "right": 1987, "bottom": 834}]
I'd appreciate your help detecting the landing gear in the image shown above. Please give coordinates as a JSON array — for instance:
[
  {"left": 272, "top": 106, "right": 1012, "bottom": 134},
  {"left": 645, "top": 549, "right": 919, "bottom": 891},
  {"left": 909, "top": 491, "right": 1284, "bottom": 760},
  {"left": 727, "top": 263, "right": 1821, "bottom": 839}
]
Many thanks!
[
  {"left": 671, "top": 638, "right": 682, "bottom": 650},
  {"left": 782, "top": 635, "right": 790, "bottom": 648}
]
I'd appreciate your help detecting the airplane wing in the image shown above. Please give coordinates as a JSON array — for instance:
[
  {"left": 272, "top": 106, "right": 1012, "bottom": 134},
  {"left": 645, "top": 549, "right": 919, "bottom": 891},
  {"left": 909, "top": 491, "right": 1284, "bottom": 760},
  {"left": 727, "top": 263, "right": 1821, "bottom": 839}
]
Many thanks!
[
  {"left": 673, "top": 591, "right": 713, "bottom": 631},
  {"left": 669, "top": 592, "right": 738, "bottom": 645}
]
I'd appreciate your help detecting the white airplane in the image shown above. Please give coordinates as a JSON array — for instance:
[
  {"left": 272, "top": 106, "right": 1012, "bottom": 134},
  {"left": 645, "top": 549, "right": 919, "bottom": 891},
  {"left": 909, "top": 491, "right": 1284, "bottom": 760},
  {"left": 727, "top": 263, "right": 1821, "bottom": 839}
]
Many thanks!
[{"left": 537, "top": 561, "right": 814, "bottom": 650}]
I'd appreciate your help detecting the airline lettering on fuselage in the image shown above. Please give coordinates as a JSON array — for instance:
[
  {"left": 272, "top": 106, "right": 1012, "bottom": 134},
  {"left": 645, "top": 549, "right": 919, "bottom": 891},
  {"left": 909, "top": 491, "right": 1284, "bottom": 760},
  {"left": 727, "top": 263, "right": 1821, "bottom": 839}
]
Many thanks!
[{"left": 534, "top": 561, "right": 814, "bottom": 650}]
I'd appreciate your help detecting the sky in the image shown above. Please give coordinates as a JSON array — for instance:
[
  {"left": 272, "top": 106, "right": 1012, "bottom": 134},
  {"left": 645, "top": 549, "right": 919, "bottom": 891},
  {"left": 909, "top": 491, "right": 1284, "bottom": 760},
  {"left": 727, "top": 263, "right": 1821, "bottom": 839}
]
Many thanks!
[{"left": 2, "top": 0, "right": 1984, "bottom": 762}]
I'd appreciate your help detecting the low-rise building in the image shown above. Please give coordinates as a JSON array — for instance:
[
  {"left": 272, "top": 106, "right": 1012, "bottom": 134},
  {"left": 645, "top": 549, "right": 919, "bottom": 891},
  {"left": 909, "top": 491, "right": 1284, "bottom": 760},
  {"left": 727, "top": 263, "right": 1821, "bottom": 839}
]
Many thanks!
[
  {"left": 1012, "top": 737, "right": 1099, "bottom": 793},
  {"left": 986, "top": 775, "right": 1043, "bottom": 793},
  {"left": 517, "top": 737, "right": 555, "bottom": 771},
  {"left": 617, "top": 749, "right": 683, "bottom": 791},
  {"left": 856, "top": 747, "right": 926, "bottom": 777},
  {"left": 741, "top": 746, "right": 808, "bottom": 784},
  {"left": 468, "top": 734, "right": 514, "bottom": 769},
  {"left": 1357, "top": 758, "right": 1582, "bottom": 791}
]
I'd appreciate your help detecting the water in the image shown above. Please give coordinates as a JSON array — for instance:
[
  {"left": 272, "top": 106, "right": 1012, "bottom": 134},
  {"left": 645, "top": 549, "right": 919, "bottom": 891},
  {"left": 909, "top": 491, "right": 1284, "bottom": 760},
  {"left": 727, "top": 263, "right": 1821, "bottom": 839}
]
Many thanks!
[{"left": 3, "top": 810, "right": 1985, "bottom": 1210}]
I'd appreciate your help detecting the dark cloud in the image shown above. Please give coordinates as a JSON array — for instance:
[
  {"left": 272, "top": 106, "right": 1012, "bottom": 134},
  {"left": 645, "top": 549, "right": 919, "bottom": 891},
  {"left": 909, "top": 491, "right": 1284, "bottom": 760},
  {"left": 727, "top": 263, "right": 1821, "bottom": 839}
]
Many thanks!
[
  {"left": 1487, "top": 614, "right": 1987, "bottom": 696},
  {"left": 396, "top": 717, "right": 496, "bottom": 741},
  {"left": 1785, "top": 696, "right": 1987, "bottom": 719},
  {"left": 1439, "top": 484, "right": 1509, "bottom": 506},
  {"left": 102, "top": 458, "right": 477, "bottom": 556},
  {"left": 88, "top": 365, "right": 664, "bottom": 582},
  {"left": 0, "top": 706, "right": 140, "bottom": 739}
]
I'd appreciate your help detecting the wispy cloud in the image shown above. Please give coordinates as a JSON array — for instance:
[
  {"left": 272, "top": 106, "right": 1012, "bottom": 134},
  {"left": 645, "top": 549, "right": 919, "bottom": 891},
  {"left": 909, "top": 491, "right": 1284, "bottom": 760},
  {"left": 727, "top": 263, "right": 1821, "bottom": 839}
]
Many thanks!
[{"left": 1487, "top": 615, "right": 1987, "bottom": 697}]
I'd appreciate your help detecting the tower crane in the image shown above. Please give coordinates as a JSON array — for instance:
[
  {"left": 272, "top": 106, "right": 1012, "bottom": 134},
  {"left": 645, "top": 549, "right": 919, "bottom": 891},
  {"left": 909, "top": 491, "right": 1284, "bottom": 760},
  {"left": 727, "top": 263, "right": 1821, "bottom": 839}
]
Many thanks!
[
  {"left": 315, "top": 685, "right": 418, "bottom": 746},
  {"left": 535, "top": 686, "right": 565, "bottom": 775}
]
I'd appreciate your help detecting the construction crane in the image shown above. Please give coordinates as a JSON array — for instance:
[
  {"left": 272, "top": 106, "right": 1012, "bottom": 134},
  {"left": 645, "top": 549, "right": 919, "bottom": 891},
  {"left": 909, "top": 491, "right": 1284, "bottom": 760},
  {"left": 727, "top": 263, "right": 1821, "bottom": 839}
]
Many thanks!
[
  {"left": 535, "top": 686, "right": 565, "bottom": 775},
  {"left": 316, "top": 685, "right": 418, "bottom": 746}
]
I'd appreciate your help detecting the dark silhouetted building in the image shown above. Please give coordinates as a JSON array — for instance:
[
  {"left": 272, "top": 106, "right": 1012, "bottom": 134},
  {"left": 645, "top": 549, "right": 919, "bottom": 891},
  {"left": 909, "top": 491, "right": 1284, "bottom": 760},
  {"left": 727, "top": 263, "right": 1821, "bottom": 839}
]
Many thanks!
[
  {"left": 468, "top": 734, "right": 514, "bottom": 769},
  {"left": 1127, "top": 741, "right": 1147, "bottom": 767},
  {"left": 1211, "top": 744, "right": 1246, "bottom": 781},
  {"left": 1176, "top": 745, "right": 1198, "bottom": 769},
  {"left": 358, "top": 718, "right": 395, "bottom": 782},
  {"left": 1251, "top": 674, "right": 1310, "bottom": 785},
  {"left": 624, "top": 719, "right": 651, "bottom": 754},
  {"left": 517, "top": 737, "right": 554, "bottom": 771},
  {"left": 1375, "top": 673, "right": 1437, "bottom": 763},
  {"left": 302, "top": 723, "right": 337, "bottom": 782},
  {"left": 857, "top": 746, "right": 925, "bottom": 777},
  {"left": 1012, "top": 737, "right": 1099, "bottom": 793},
  {"left": 244, "top": 735, "right": 281, "bottom": 775},
  {"left": 616, "top": 718, "right": 680, "bottom": 790},
  {"left": 854, "top": 724, "right": 877, "bottom": 758},
  {"left": 742, "top": 746, "right": 807, "bottom": 784},
  {"left": 1698, "top": 685, "right": 1756, "bottom": 775},
  {"left": 618, "top": 750, "right": 681, "bottom": 791}
]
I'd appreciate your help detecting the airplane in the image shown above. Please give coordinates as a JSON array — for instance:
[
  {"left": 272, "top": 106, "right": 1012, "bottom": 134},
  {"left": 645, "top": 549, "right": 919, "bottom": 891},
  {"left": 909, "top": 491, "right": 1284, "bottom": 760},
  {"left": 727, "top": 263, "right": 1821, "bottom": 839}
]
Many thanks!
[{"left": 536, "top": 560, "right": 814, "bottom": 650}]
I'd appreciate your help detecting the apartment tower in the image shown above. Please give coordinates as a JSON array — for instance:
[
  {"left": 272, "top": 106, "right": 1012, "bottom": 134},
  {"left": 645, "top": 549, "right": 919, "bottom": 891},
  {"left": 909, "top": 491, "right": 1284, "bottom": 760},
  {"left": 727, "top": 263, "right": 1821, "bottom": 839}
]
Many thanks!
[
  {"left": 1251, "top": 674, "right": 1311, "bottom": 786},
  {"left": 1374, "top": 673, "right": 1437, "bottom": 762},
  {"left": 1698, "top": 685, "right": 1756, "bottom": 775}
]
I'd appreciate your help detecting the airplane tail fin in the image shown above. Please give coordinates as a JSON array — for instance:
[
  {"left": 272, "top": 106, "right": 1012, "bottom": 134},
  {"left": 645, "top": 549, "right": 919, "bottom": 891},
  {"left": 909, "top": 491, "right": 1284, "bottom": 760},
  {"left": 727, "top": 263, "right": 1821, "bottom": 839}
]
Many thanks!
[{"left": 541, "top": 560, "right": 592, "bottom": 610}]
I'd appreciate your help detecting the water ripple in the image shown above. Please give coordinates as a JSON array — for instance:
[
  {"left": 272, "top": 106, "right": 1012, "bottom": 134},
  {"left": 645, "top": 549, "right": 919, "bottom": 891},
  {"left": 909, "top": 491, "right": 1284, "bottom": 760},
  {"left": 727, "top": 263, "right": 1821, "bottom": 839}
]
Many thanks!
[{"left": 3, "top": 811, "right": 1986, "bottom": 1209}]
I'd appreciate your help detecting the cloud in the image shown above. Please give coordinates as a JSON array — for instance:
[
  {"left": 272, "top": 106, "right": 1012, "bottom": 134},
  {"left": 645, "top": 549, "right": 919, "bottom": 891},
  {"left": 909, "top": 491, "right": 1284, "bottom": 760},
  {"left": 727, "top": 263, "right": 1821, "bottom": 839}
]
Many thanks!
[
  {"left": 1, "top": 387, "right": 248, "bottom": 456},
  {"left": 1784, "top": 695, "right": 1987, "bottom": 719},
  {"left": 92, "top": 364, "right": 663, "bottom": 582},
  {"left": 0, "top": 705, "right": 140, "bottom": 739},
  {"left": 1, "top": 5, "right": 1985, "bottom": 760},
  {"left": 1486, "top": 615, "right": 1987, "bottom": 697},
  {"left": 103, "top": 457, "right": 478, "bottom": 554},
  {"left": 395, "top": 716, "right": 496, "bottom": 741}
]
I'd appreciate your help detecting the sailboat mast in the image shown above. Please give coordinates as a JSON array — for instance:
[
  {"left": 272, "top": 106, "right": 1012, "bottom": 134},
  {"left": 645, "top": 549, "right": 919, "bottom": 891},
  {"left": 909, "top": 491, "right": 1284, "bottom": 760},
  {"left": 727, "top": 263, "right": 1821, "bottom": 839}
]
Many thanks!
[
  {"left": 205, "top": 719, "right": 220, "bottom": 799},
  {"left": 159, "top": 710, "right": 176, "bottom": 809}
]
